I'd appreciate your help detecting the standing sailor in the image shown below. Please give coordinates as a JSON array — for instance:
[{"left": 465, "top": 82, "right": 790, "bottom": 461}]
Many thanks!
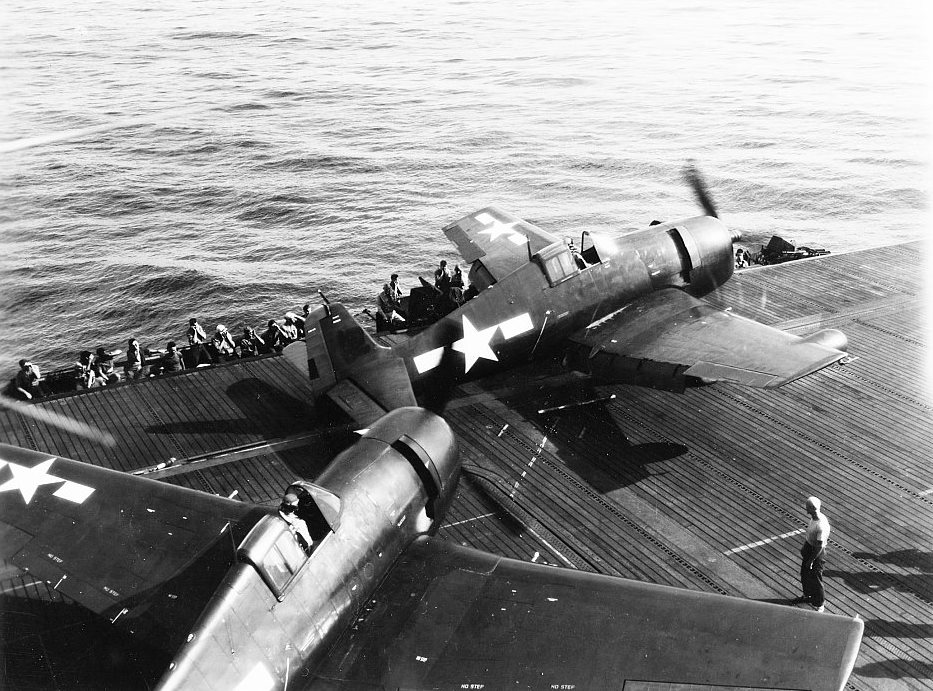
[
  {"left": 795, "top": 496, "right": 831, "bottom": 612},
  {"left": 186, "top": 318, "right": 212, "bottom": 367}
]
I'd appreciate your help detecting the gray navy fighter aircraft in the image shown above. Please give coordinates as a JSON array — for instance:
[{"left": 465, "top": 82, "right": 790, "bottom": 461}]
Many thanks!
[
  {"left": 0, "top": 408, "right": 862, "bottom": 690},
  {"left": 288, "top": 170, "right": 848, "bottom": 427}
]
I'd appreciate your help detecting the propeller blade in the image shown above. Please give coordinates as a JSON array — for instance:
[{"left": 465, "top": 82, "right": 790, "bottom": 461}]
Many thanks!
[
  {"left": 683, "top": 160, "right": 719, "bottom": 219},
  {"left": 0, "top": 397, "right": 116, "bottom": 447}
]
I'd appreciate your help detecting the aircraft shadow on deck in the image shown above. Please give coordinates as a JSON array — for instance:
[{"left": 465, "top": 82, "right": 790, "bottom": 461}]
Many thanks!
[
  {"left": 861, "top": 618, "right": 933, "bottom": 640},
  {"left": 0, "top": 595, "right": 166, "bottom": 691},
  {"left": 855, "top": 660, "right": 933, "bottom": 680},
  {"left": 143, "top": 377, "right": 316, "bottom": 438},
  {"left": 489, "top": 369, "right": 688, "bottom": 494}
]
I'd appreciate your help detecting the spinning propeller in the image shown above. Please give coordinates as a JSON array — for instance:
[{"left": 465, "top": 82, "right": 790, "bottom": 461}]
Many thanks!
[
  {"left": 683, "top": 161, "right": 742, "bottom": 243},
  {"left": 0, "top": 396, "right": 115, "bottom": 447},
  {"left": 683, "top": 160, "right": 719, "bottom": 219}
]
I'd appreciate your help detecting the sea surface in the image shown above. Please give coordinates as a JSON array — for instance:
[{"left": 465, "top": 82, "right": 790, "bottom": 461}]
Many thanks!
[{"left": 0, "top": 0, "right": 929, "bottom": 376}]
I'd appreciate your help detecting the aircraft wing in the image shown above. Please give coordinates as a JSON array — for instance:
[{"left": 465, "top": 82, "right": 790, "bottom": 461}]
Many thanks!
[
  {"left": 565, "top": 287, "right": 848, "bottom": 391},
  {"left": 443, "top": 206, "right": 560, "bottom": 282},
  {"left": 313, "top": 536, "right": 862, "bottom": 690},
  {"left": 0, "top": 443, "right": 266, "bottom": 655}
]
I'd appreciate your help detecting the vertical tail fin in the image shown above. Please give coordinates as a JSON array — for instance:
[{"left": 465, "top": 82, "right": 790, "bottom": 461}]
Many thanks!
[{"left": 285, "top": 303, "right": 416, "bottom": 426}]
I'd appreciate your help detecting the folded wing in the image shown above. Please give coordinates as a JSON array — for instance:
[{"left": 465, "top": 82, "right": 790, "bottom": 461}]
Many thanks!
[
  {"left": 443, "top": 206, "right": 560, "bottom": 283},
  {"left": 313, "top": 537, "right": 862, "bottom": 690},
  {"left": 0, "top": 443, "right": 265, "bottom": 654},
  {"left": 565, "top": 287, "right": 848, "bottom": 391}
]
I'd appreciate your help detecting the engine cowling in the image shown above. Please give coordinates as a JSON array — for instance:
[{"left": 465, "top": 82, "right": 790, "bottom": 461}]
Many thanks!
[{"left": 672, "top": 215, "right": 736, "bottom": 296}]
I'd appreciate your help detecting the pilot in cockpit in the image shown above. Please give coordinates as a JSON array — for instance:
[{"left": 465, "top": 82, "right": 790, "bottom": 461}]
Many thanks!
[
  {"left": 278, "top": 492, "right": 314, "bottom": 554},
  {"left": 569, "top": 241, "right": 589, "bottom": 270}
]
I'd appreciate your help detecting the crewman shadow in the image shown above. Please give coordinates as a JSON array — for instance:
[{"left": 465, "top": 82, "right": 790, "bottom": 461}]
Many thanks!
[
  {"left": 822, "top": 568, "right": 933, "bottom": 602},
  {"left": 836, "top": 548, "right": 933, "bottom": 604},
  {"left": 852, "top": 548, "right": 933, "bottom": 573}
]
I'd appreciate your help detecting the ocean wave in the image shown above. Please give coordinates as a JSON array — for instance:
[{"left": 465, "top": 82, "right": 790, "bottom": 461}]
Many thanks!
[
  {"left": 171, "top": 31, "right": 261, "bottom": 41},
  {"left": 261, "top": 155, "right": 386, "bottom": 174},
  {"left": 263, "top": 90, "right": 303, "bottom": 99},
  {"left": 227, "top": 103, "right": 272, "bottom": 112}
]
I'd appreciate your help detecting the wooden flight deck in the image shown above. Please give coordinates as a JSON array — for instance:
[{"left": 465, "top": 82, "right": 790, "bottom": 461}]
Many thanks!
[{"left": 1, "top": 240, "right": 930, "bottom": 690}]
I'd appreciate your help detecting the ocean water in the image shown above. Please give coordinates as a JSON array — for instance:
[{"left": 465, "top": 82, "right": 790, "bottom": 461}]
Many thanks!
[{"left": 0, "top": 0, "right": 929, "bottom": 376}]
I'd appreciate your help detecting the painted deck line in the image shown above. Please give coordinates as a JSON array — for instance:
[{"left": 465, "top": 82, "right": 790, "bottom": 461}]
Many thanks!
[
  {"left": 723, "top": 529, "right": 806, "bottom": 555},
  {"left": 443, "top": 512, "right": 497, "bottom": 528}
]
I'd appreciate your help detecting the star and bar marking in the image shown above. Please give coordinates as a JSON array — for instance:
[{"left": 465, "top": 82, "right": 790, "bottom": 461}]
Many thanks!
[
  {"left": 452, "top": 316, "right": 499, "bottom": 372},
  {"left": 414, "top": 312, "right": 535, "bottom": 375},
  {"left": 0, "top": 457, "right": 95, "bottom": 505}
]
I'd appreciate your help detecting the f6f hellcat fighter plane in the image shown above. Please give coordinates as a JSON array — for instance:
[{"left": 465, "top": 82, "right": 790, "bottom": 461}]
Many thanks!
[
  {"left": 289, "top": 175, "right": 848, "bottom": 426},
  {"left": 0, "top": 408, "right": 862, "bottom": 690}
]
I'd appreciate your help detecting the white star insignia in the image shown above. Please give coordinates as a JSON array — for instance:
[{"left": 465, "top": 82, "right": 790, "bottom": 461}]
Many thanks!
[
  {"left": 478, "top": 220, "right": 522, "bottom": 241},
  {"left": 0, "top": 458, "right": 63, "bottom": 504},
  {"left": 452, "top": 315, "right": 499, "bottom": 373}
]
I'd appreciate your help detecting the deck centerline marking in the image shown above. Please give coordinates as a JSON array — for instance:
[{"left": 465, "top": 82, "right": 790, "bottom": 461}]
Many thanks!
[{"left": 510, "top": 434, "right": 549, "bottom": 498}]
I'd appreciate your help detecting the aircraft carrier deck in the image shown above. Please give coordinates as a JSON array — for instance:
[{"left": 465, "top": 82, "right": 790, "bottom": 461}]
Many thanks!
[{"left": 1, "top": 241, "right": 930, "bottom": 690}]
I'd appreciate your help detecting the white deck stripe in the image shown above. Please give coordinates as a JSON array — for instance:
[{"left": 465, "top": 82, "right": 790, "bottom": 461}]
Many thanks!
[
  {"left": 510, "top": 435, "right": 547, "bottom": 498},
  {"left": 527, "top": 527, "right": 575, "bottom": 568},
  {"left": 723, "top": 528, "right": 805, "bottom": 555}
]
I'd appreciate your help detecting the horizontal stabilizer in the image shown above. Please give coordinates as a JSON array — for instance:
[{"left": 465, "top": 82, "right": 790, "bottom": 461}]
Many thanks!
[{"left": 326, "top": 379, "right": 389, "bottom": 428}]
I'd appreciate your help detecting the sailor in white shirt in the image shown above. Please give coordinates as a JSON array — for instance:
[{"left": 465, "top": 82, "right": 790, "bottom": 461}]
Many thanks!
[{"left": 797, "top": 496, "right": 831, "bottom": 612}]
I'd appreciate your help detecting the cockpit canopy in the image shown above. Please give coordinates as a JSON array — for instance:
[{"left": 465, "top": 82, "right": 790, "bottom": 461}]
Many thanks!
[{"left": 237, "top": 482, "right": 342, "bottom": 600}]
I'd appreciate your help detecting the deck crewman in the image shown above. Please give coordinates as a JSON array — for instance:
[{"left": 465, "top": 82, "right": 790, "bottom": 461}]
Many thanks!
[
  {"left": 377, "top": 283, "right": 406, "bottom": 332},
  {"left": 186, "top": 317, "right": 211, "bottom": 367},
  {"left": 795, "top": 496, "right": 831, "bottom": 612},
  {"left": 14, "top": 359, "right": 44, "bottom": 400}
]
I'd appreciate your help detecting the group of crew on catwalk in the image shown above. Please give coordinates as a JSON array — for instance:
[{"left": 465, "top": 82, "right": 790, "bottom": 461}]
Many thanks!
[{"left": 58, "top": 305, "right": 314, "bottom": 391}]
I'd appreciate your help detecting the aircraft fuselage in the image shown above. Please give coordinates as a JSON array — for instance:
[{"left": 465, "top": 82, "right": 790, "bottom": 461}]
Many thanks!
[{"left": 396, "top": 215, "right": 734, "bottom": 393}]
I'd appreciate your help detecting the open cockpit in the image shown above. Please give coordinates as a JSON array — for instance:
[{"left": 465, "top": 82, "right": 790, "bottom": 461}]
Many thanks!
[{"left": 236, "top": 482, "right": 342, "bottom": 601}]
